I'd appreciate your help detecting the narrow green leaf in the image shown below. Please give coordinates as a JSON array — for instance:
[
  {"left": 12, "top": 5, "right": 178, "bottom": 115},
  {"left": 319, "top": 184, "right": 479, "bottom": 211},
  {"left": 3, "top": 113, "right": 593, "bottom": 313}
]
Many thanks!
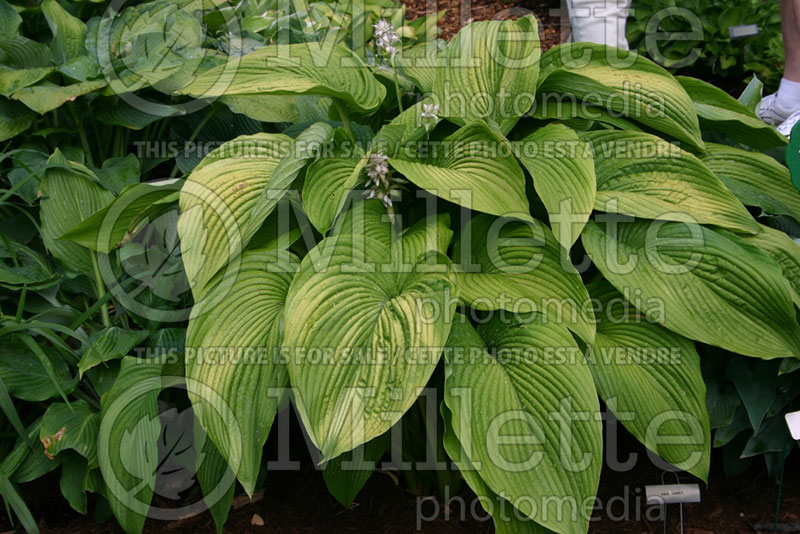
[{"left": 0, "top": 474, "right": 39, "bottom": 534}]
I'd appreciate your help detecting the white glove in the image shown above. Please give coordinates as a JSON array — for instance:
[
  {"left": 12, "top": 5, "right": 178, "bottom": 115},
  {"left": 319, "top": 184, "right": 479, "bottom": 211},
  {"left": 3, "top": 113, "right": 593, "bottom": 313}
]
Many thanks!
[{"left": 567, "top": 0, "right": 632, "bottom": 50}]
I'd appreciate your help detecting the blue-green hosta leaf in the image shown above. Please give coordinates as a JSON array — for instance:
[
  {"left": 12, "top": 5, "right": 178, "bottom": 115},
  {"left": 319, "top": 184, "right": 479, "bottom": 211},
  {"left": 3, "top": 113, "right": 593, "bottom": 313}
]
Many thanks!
[
  {"left": 585, "top": 282, "right": 710, "bottom": 481},
  {"left": 537, "top": 43, "right": 703, "bottom": 150},
  {"left": 441, "top": 403, "right": 555, "bottom": 534},
  {"left": 40, "top": 150, "right": 115, "bottom": 277},
  {"left": 98, "top": 357, "right": 164, "bottom": 534},
  {"left": 0, "top": 97, "right": 35, "bottom": 142},
  {"left": 178, "top": 133, "right": 290, "bottom": 296},
  {"left": 583, "top": 131, "right": 760, "bottom": 234},
  {"left": 186, "top": 248, "right": 296, "bottom": 494},
  {"left": 12, "top": 80, "right": 107, "bottom": 114},
  {"left": 0, "top": 0, "right": 21, "bottom": 37},
  {"left": 744, "top": 224, "right": 800, "bottom": 306},
  {"left": 78, "top": 327, "right": 151, "bottom": 378},
  {"left": 390, "top": 123, "right": 533, "bottom": 221},
  {"left": 516, "top": 124, "right": 596, "bottom": 249},
  {"left": 700, "top": 143, "right": 800, "bottom": 224},
  {"left": 677, "top": 76, "right": 787, "bottom": 151},
  {"left": 40, "top": 400, "right": 101, "bottom": 468},
  {"left": 41, "top": 0, "right": 87, "bottom": 64},
  {"left": 452, "top": 214, "right": 595, "bottom": 342},
  {"left": 0, "top": 66, "right": 54, "bottom": 97},
  {"left": 432, "top": 15, "right": 540, "bottom": 132},
  {"left": 284, "top": 216, "right": 457, "bottom": 460},
  {"left": 322, "top": 433, "right": 389, "bottom": 508},
  {"left": 582, "top": 220, "right": 800, "bottom": 360},
  {"left": 443, "top": 317, "right": 601, "bottom": 534},
  {"left": 178, "top": 43, "right": 385, "bottom": 113}
]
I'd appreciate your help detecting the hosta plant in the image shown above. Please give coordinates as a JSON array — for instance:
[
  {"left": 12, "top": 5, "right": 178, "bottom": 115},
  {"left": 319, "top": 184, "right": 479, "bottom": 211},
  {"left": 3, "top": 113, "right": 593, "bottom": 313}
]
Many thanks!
[{"left": 1, "top": 1, "right": 800, "bottom": 534}]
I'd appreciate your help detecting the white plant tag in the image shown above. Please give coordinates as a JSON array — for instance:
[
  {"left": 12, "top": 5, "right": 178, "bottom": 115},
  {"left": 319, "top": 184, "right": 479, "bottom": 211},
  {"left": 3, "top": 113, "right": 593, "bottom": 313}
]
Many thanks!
[
  {"left": 645, "top": 484, "right": 701, "bottom": 505},
  {"left": 786, "top": 410, "right": 800, "bottom": 440},
  {"left": 729, "top": 24, "right": 759, "bottom": 39}
]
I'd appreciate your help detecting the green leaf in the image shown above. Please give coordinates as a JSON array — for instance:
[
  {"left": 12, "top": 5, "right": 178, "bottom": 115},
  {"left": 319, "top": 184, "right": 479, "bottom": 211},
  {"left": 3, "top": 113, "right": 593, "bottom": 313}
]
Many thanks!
[
  {"left": 584, "top": 130, "right": 760, "bottom": 234},
  {"left": 303, "top": 154, "right": 367, "bottom": 234},
  {"left": 41, "top": 0, "right": 87, "bottom": 64},
  {"left": 443, "top": 316, "right": 601, "bottom": 534},
  {"left": 186, "top": 248, "right": 296, "bottom": 494},
  {"left": 0, "top": 97, "right": 35, "bottom": 142},
  {"left": 0, "top": 66, "right": 54, "bottom": 97},
  {"left": 0, "top": 0, "right": 21, "bottom": 37},
  {"left": 677, "top": 76, "right": 787, "bottom": 150},
  {"left": 390, "top": 123, "right": 533, "bottom": 221},
  {"left": 738, "top": 76, "right": 763, "bottom": 113},
  {"left": 78, "top": 327, "right": 150, "bottom": 378},
  {"left": 452, "top": 214, "right": 596, "bottom": 342},
  {"left": 40, "top": 150, "right": 115, "bottom": 277},
  {"left": 744, "top": 224, "right": 800, "bottom": 305},
  {"left": 60, "top": 453, "right": 89, "bottom": 514},
  {"left": 179, "top": 42, "right": 385, "bottom": 113},
  {"left": 284, "top": 210, "right": 457, "bottom": 460},
  {"left": 61, "top": 179, "right": 179, "bottom": 253},
  {"left": 40, "top": 400, "right": 101, "bottom": 468},
  {"left": 322, "top": 432, "right": 389, "bottom": 508},
  {"left": 727, "top": 358, "right": 778, "bottom": 432},
  {"left": 98, "top": 357, "right": 164, "bottom": 534},
  {"left": 530, "top": 97, "right": 644, "bottom": 132},
  {"left": 432, "top": 15, "right": 540, "bottom": 131},
  {"left": 195, "top": 423, "right": 235, "bottom": 534},
  {"left": 0, "top": 474, "right": 38, "bottom": 534},
  {"left": 515, "top": 124, "right": 596, "bottom": 249},
  {"left": 219, "top": 95, "right": 299, "bottom": 123},
  {"left": 441, "top": 403, "right": 554, "bottom": 534},
  {"left": 538, "top": 43, "right": 703, "bottom": 149},
  {"left": 585, "top": 282, "right": 710, "bottom": 480},
  {"left": 397, "top": 43, "right": 444, "bottom": 94},
  {"left": 0, "top": 238, "right": 60, "bottom": 290},
  {"left": 582, "top": 220, "right": 800, "bottom": 360},
  {"left": 96, "top": 155, "right": 140, "bottom": 195},
  {"left": 12, "top": 80, "right": 107, "bottom": 114},
  {"left": 177, "top": 133, "right": 291, "bottom": 296},
  {"left": 0, "top": 340, "right": 76, "bottom": 402},
  {"left": 700, "top": 143, "right": 800, "bottom": 224}
]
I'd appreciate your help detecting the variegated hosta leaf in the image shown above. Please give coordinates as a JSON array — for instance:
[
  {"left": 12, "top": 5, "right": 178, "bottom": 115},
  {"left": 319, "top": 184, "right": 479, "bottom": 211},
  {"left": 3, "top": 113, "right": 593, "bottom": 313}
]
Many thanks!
[
  {"left": 303, "top": 154, "right": 367, "bottom": 234},
  {"left": 582, "top": 220, "right": 800, "bottom": 360},
  {"left": 515, "top": 124, "right": 596, "bottom": 249},
  {"left": 390, "top": 123, "right": 533, "bottom": 222},
  {"left": 585, "top": 282, "right": 710, "bottom": 480},
  {"left": 178, "top": 125, "right": 331, "bottom": 297},
  {"left": 583, "top": 130, "right": 760, "bottom": 234},
  {"left": 441, "top": 403, "right": 555, "bottom": 534},
  {"left": 443, "top": 317, "right": 601, "bottom": 534},
  {"left": 186, "top": 248, "right": 296, "bottom": 495},
  {"left": 677, "top": 76, "right": 787, "bottom": 150},
  {"left": 178, "top": 43, "right": 385, "bottom": 113},
  {"left": 40, "top": 151, "right": 115, "bottom": 278},
  {"left": 700, "top": 143, "right": 800, "bottom": 224},
  {"left": 432, "top": 15, "right": 541, "bottom": 132},
  {"left": 537, "top": 43, "right": 704, "bottom": 150},
  {"left": 452, "top": 214, "right": 595, "bottom": 342},
  {"left": 284, "top": 207, "right": 456, "bottom": 460},
  {"left": 744, "top": 224, "right": 800, "bottom": 306}
]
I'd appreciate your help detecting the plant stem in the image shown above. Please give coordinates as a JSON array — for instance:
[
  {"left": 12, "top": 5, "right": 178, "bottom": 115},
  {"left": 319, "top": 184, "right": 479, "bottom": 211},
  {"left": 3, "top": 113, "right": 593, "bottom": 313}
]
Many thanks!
[
  {"left": 391, "top": 54, "right": 404, "bottom": 112},
  {"left": 334, "top": 99, "right": 355, "bottom": 140},
  {"left": 70, "top": 104, "right": 94, "bottom": 167},
  {"left": 90, "top": 254, "right": 111, "bottom": 327}
]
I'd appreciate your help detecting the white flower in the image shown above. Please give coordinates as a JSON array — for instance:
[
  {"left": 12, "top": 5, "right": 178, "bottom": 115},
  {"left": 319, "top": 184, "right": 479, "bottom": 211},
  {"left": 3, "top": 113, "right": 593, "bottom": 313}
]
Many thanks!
[
  {"left": 364, "top": 152, "right": 403, "bottom": 208},
  {"left": 373, "top": 19, "right": 393, "bottom": 38},
  {"left": 420, "top": 103, "right": 440, "bottom": 130},
  {"left": 373, "top": 18, "right": 400, "bottom": 57}
]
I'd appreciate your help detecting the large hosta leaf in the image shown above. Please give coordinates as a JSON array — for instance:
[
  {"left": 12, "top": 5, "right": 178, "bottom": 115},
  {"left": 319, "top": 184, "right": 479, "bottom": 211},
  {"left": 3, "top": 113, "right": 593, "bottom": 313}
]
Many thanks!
[
  {"left": 452, "top": 214, "right": 595, "bottom": 342},
  {"left": 303, "top": 153, "right": 367, "bottom": 234},
  {"left": 700, "top": 143, "right": 800, "bottom": 224},
  {"left": 744, "top": 224, "right": 800, "bottom": 305},
  {"left": 537, "top": 43, "right": 703, "bottom": 150},
  {"left": 677, "top": 76, "right": 787, "bottom": 150},
  {"left": 432, "top": 15, "right": 540, "bottom": 131},
  {"left": 186, "top": 248, "right": 296, "bottom": 495},
  {"left": 584, "top": 131, "right": 760, "bottom": 234},
  {"left": 179, "top": 43, "right": 385, "bottom": 113},
  {"left": 443, "top": 317, "right": 601, "bottom": 534},
  {"left": 515, "top": 124, "right": 596, "bottom": 249},
  {"left": 441, "top": 403, "right": 554, "bottom": 534},
  {"left": 585, "top": 283, "right": 710, "bottom": 480},
  {"left": 41, "top": 0, "right": 86, "bottom": 64},
  {"left": 389, "top": 123, "right": 533, "bottom": 221},
  {"left": 582, "top": 220, "right": 800, "bottom": 360},
  {"left": 98, "top": 357, "right": 164, "bottom": 534},
  {"left": 0, "top": 97, "right": 34, "bottom": 142},
  {"left": 40, "top": 400, "right": 100, "bottom": 468},
  {"left": 40, "top": 151, "right": 115, "bottom": 277},
  {"left": 284, "top": 206, "right": 456, "bottom": 460},
  {"left": 12, "top": 80, "right": 107, "bottom": 114}
]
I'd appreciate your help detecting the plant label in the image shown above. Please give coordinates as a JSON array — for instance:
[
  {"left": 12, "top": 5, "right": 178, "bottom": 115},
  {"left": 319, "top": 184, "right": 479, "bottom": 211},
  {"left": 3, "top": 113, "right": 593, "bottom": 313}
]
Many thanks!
[
  {"left": 786, "top": 410, "right": 800, "bottom": 440},
  {"left": 729, "top": 24, "right": 759, "bottom": 39},
  {"left": 645, "top": 484, "right": 701, "bottom": 505}
]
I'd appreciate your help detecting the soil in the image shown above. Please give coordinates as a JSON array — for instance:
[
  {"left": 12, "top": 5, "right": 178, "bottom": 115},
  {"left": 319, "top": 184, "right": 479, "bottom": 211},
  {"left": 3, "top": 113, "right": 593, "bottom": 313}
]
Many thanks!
[{"left": 3, "top": 409, "right": 799, "bottom": 534}]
